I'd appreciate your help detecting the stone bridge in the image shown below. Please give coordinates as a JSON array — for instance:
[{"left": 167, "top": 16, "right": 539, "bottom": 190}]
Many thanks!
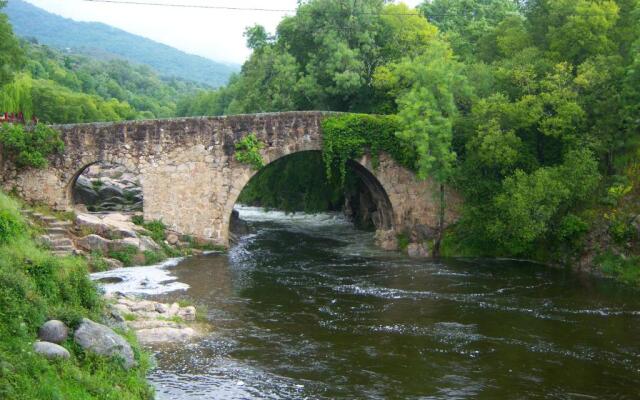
[{"left": 1, "top": 111, "right": 458, "bottom": 249}]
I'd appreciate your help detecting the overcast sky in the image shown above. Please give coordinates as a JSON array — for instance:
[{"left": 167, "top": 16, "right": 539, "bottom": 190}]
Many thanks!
[{"left": 22, "top": 0, "right": 424, "bottom": 65}]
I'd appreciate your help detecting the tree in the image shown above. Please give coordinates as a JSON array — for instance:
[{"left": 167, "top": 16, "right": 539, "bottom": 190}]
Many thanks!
[
  {"left": 377, "top": 40, "right": 469, "bottom": 255},
  {"left": 0, "top": 3, "right": 24, "bottom": 86},
  {"left": 420, "top": 0, "right": 521, "bottom": 60}
]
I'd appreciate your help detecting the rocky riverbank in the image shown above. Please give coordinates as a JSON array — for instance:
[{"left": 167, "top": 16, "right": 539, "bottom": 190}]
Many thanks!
[
  {"left": 23, "top": 205, "right": 214, "bottom": 348},
  {"left": 106, "top": 292, "right": 206, "bottom": 345}
]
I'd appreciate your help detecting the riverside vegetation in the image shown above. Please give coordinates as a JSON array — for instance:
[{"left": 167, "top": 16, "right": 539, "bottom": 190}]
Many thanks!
[
  {"left": 0, "top": 192, "right": 154, "bottom": 399},
  {"left": 0, "top": 0, "right": 639, "bottom": 396}
]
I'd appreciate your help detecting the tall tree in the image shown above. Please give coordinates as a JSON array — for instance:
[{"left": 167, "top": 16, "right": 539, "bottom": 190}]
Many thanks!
[
  {"left": 0, "top": 1, "right": 24, "bottom": 86},
  {"left": 376, "top": 39, "right": 469, "bottom": 255}
]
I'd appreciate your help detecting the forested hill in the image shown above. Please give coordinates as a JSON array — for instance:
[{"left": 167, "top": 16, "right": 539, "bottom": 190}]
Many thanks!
[{"left": 5, "top": 0, "right": 238, "bottom": 87}]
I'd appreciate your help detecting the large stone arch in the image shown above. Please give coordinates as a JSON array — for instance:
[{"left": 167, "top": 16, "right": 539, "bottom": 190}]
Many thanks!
[
  {"left": 0, "top": 112, "right": 460, "bottom": 249},
  {"left": 222, "top": 150, "right": 397, "bottom": 236}
]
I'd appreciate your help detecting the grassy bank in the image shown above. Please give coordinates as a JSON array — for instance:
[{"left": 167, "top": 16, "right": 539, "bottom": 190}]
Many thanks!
[{"left": 0, "top": 191, "right": 153, "bottom": 399}]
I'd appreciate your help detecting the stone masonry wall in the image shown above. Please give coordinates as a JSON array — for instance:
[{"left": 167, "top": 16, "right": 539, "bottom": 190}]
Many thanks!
[{"left": 0, "top": 112, "right": 459, "bottom": 247}]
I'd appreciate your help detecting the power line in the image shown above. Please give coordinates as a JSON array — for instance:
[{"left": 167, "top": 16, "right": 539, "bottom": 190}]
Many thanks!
[
  {"left": 82, "top": 0, "right": 294, "bottom": 12},
  {"left": 80, "top": 0, "right": 435, "bottom": 16}
]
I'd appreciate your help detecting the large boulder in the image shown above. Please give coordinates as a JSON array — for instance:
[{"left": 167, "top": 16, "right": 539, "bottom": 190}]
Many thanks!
[
  {"left": 76, "top": 214, "right": 111, "bottom": 236},
  {"left": 73, "top": 318, "right": 135, "bottom": 369},
  {"left": 110, "top": 236, "right": 161, "bottom": 253},
  {"left": 76, "top": 213, "right": 138, "bottom": 239},
  {"left": 139, "top": 236, "right": 161, "bottom": 252},
  {"left": 38, "top": 320, "right": 68, "bottom": 344},
  {"left": 98, "top": 185, "right": 124, "bottom": 201},
  {"left": 76, "top": 234, "right": 112, "bottom": 253},
  {"left": 73, "top": 176, "right": 99, "bottom": 205},
  {"left": 33, "top": 341, "right": 70, "bottom": 359}
]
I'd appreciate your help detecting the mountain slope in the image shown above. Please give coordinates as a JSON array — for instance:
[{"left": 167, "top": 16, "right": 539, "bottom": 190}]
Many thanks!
[{"left": 5, "top": 0, "right": 238, "bottom": 87}]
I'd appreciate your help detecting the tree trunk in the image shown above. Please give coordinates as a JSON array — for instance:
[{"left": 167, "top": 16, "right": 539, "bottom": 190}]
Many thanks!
[{"left": 433, "top": 183, "right": 445, "bottom": 259}]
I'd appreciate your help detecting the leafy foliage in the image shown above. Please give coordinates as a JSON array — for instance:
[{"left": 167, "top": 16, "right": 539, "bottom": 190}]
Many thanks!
[
  {"left": 177, "top": 2, "right": 441, "bottom": 116},
  {"left": 321, "top": 114, "right": 414, "bottom": 182},
  {"left": 0, "top": 3, "right": 23, "bottom": 86},
  {"left": 141, "top": 219, "right": 167, "bottom": 244},
  {"left": 0, "top": 123, "right": 63, "bottom": 168},
  {"left": 238, "top": 152, "right": 345, "bottom": 213},
  {"left": 234, "top": 133, "right": 265, "bottom": 170},
  {"left": 0, "top": 191, "right": 153, "bottom": 398},
  {"left": 107, "top": 245, "right": 139, "bottom": 267},
  {"left": 0, "top": 41, "right": 211, "bottom": 123}
]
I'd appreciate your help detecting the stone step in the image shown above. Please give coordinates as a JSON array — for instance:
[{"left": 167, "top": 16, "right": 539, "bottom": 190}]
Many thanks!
[
  {"left": 53, "top": 245, "right": 75, "bottom": 252},
  {"left": 51, "top": 238, "right": 74, "bottom": 247},
  {"left": 49, "top": 221, "right": 73, "bottom": 227},
  {"left": 46, "top": 228, "right": 69, "bottom": 236},
  {"left": 51, "top": 251, "right": 73, "bottom": 257}
]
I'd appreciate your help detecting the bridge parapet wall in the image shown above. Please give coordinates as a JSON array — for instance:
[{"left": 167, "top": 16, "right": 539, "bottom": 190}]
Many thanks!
[{"left": 1, "top": 112, "right": 458, "bottom": 247}]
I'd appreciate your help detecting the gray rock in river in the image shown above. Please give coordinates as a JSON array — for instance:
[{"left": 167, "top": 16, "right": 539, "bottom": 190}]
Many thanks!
[
  {"left": 38, "top": 320, "right": 68, "bottom": 344},
  {"left": 73, "top": 318, "right": 136, "bottom": 369},
  {"left": 33, "top": 341, "right": 70, "bottom": 359}
]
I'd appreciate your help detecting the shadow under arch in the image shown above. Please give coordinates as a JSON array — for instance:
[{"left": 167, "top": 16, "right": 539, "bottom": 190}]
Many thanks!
[
  {"left": 67, "top": 161, "right": 143, "bottom": 212},
  {"left": 227, "top": 150, "right": 395, "bottom": 240}
]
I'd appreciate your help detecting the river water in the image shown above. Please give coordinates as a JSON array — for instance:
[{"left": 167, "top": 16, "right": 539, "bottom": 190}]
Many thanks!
[{"left": 94, "top": 206, "right": 640, "bottom": 399}]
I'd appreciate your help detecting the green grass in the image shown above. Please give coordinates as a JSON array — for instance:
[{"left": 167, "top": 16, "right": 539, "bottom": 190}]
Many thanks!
[
  {"left": 396, "top": 233, "right": 409, "bottom": 251},
  {"left": 107, "top": 245, "right": 139, "bottom": 267},
  {"left": 176, "top": 299, "right": 193, "bottom": 307},
  {"left": 0, "top": 191, "right": 153, "bottom": 399},
  {"left": 158, "top": 315, "right": 183, "bottom": 323},
  {"left": 140, "top": 220, "right": 166, "bottom": 243},
  {"left": 123, "top": 313, "right": 137, "bottom": 322},
  {"left": 31, "top": 203, "right": 76, "bottom": 222},
  {"left": 142, "top": 250, "right": 166, "bottom": 265}
]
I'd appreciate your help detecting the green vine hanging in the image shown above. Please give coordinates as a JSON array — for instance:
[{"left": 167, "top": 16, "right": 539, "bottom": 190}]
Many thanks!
[{"left": 321, "top": 114, "right": 417, "bottom": 183}]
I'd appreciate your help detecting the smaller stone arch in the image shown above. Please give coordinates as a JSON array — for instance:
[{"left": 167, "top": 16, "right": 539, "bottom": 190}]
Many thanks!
[{"left": 68, "top": 161, "right": 144, "bottom": 213}]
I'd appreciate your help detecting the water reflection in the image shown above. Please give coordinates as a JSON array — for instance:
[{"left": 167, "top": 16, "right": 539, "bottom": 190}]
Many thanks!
[{"left": 95, "top": 207, "right": 640, "bottom": 399}]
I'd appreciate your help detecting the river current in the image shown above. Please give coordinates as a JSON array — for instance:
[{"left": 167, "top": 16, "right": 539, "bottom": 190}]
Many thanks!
[{"left": 94, "top": 206, "right": 640, "bottom": 399}]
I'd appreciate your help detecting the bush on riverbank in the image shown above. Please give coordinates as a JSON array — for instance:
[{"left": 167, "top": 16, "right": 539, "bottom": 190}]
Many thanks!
[{"left": 0, "top": 191, "right": 153, "bottom": 399}]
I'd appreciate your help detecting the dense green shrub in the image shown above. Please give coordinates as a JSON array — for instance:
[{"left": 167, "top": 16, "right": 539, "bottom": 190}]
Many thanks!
[
  {"left": 107, "top": 245, "right": 139, "bottom": 267},
  {"left": 597, "top": 251, "right": 640, "bottom": 285},
  {"left": 141, "top": 219, "right": 166, "bottom": 243},
  {"left": 0, "top": 123, "right": 63, "bottom": 168},
  {"left": 234, "top": 133, "right": 264, "bottom": 170},
  {"left": 321, "top": 114, "right": 416, "bottom": 182},
  {"left": 0, "top": 196, "right": 24, "bottom": 244}
]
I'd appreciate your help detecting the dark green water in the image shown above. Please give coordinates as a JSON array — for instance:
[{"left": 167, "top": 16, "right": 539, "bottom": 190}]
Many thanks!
[{"left": 141, "top": 208, "right": 640, "bottom": 399}]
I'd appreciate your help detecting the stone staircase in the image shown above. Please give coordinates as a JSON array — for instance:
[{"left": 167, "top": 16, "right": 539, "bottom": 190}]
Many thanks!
[{"left": 21, "top": 209, "right": 77, "bottom": 256}]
